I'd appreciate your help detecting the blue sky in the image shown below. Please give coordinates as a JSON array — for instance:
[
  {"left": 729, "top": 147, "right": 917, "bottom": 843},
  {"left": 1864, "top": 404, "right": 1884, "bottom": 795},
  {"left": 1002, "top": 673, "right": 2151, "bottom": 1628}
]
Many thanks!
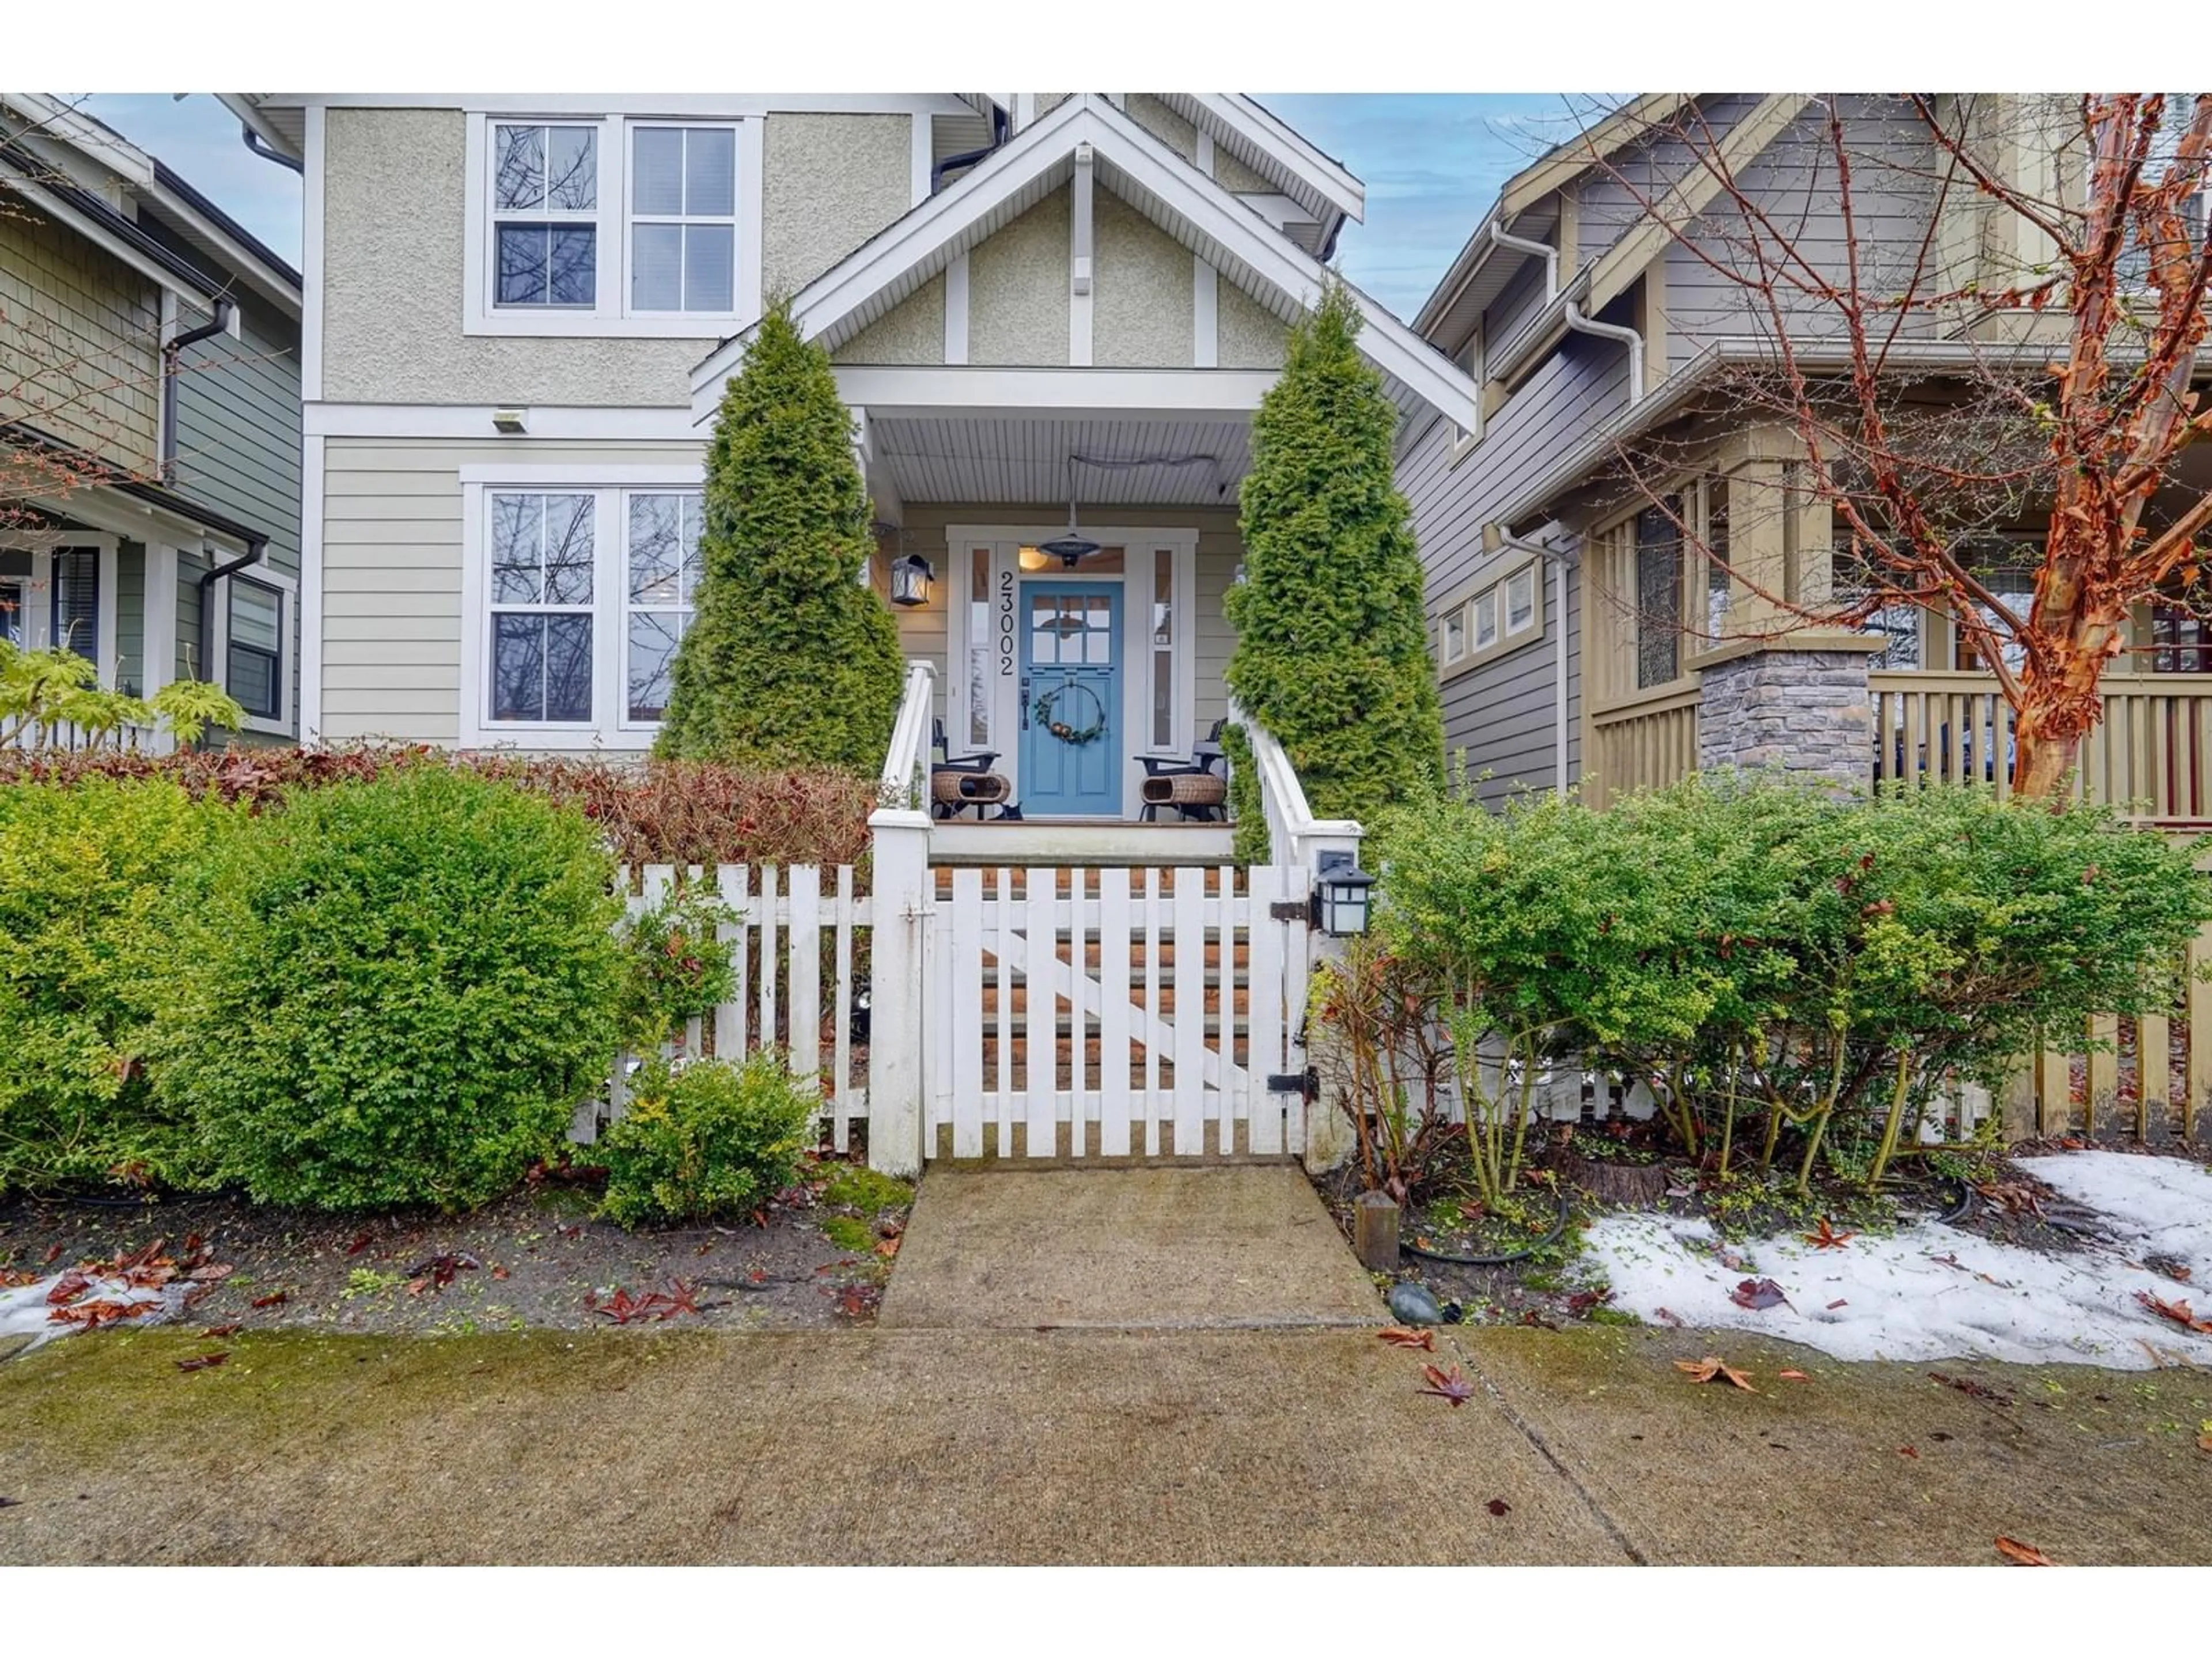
[{"left": 77, "top": 93, "right": 1577, "bottom": 321}]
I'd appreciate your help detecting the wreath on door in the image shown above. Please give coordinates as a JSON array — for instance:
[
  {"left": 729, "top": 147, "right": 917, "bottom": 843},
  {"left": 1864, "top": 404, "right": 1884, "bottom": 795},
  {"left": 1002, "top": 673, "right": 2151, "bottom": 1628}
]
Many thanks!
[{"left": 1032, "top": 681, "right": 1108, "bottom": 746}]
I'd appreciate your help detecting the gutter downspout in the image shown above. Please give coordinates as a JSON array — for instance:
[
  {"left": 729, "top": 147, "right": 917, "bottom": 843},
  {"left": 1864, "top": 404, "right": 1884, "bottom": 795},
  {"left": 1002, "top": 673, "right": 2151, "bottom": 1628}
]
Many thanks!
[
  {"left": 1564, "top": 301, "right": 1644, "bottom": 404},
  {"left": 930, "top": 101, "right": 1009, "bottom": 194},
  {"left": 1488, "top": 219, "right": 1558, "bottom": 300},
  {"left": 240, "top": 122, "right": 304, "bottom": 175},
  {"left": 1497, "top": 529, "right": 1579, "bottom": 796},
  {"left": 196, "top": 534, "right": 268, "bottom": 727},
  {"left": 161, "top": 297, "right": 233, "bottom": 483}
]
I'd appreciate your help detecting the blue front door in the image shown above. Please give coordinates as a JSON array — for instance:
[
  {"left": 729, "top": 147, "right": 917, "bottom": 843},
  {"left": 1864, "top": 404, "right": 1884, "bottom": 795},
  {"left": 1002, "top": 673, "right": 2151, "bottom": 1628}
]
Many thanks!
[{"left": 1019, "top": 582, "right": 1122, "bottom": 817}]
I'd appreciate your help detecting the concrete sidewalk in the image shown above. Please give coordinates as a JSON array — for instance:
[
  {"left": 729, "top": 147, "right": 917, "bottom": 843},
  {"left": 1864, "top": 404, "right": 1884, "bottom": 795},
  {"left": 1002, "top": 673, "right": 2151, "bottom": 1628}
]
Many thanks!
[
  {"left": 879, "top": 1164, "right": 1381, "bottom": 1330},
  {"left": 3, "top": 1321, "right": 2207, "bottom": 1564}
]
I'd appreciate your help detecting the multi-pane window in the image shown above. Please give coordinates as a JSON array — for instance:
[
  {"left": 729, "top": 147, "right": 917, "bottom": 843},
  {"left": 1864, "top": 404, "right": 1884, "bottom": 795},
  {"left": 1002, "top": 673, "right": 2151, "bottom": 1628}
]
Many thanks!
[
  {"left": 493, "top": 124, "right": 599, "bottom": 308},
  {"left": 1473, "top": 588, "right": 1499, "bottom": 652},
  {"left": 489, "top": 493, "right": 596, "bottom": 722},
  {"left": 1634, "top": 503, "right": 1683, "bottom": 690},
  {"left": 1505, "top": 566, "right": 1536, "bottom": 635},
  {"left": 228, "top": 578, "right": 283, "bottom": 719},
  {"left": 630, "top": 126, "right": 737, "bottom": 313},
  {"left": 1441, "top": 607, "right": 1465, "bottom": 664},
  {"left": 624, "top": 493, "right": 703, "bottom": 722}
]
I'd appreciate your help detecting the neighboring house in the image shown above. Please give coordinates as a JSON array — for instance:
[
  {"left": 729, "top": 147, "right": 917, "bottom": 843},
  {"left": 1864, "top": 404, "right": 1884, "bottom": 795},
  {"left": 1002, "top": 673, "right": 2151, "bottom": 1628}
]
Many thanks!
[
  {"left": 1, "top": 93, "right": 304, "bottom": 744},
  {"left": 1400, "top": 93, "right": 2212, "bottom": 820},
  {"left": 218, "top": 92, "right": 1479, "bottom": 849}
]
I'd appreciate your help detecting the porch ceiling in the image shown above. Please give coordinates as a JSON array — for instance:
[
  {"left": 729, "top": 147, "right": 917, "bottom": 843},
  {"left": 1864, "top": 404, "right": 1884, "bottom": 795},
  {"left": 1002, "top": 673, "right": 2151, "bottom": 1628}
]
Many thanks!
[{"left": 872, "top": 416, "right": 1251, "bottom": 507}]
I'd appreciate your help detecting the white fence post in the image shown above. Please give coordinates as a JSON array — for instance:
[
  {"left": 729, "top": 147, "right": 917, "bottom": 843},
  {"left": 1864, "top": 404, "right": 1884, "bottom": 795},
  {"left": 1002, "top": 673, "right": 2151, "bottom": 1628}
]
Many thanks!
[{"left": 868, "top": 807, "right": 932, "bottom": 1176}]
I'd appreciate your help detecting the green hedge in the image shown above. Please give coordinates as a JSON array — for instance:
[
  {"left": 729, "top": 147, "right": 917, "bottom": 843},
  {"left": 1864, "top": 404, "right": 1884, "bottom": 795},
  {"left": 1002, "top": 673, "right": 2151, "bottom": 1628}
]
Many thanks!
[
  {"left": 0, "top": 777, "right": 232, "bottom": 1194},
  {"left": 152, "top": 766, "right": 627, "bottom": 1211},
  {"left": 597, "top": 1052, "right": 817, "bottom": 1229}
]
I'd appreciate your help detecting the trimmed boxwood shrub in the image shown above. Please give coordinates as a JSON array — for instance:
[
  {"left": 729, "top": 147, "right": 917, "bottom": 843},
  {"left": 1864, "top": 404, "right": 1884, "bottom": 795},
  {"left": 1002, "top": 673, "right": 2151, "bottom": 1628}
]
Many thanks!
[
  {"left": 597, "top": 1053, "right": 817, "bottom": 1229},
  {"left": 154, "top": 766, "right": 627, "bottom": 1211},
  {"left": 0, "top": 777, "right": 230, "bottom": 1196}
]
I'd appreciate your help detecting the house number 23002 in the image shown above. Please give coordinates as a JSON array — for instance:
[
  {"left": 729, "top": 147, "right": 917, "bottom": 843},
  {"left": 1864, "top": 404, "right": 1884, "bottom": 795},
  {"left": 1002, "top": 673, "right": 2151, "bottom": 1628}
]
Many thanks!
[{"left": 997, "top": 569, "right": 1015, "bottom": 675}]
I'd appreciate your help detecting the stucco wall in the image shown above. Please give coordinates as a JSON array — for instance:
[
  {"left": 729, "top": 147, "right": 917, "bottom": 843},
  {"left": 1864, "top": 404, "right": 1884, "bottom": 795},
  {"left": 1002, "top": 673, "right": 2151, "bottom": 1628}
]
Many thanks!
[
  {"left": 322, "top": 109, "right": 699, "bottom": 407},
  {"left": 1215, "top": 282, "right": 1286, "bottom": 370},
  {"left": 1125, "top": 95, "right": 1197, "bottom": 162},
  {"left": 834, "top": 274, "right": 945, "bottom": 365},
  {"left": 1214, "top": 147, "right": 1272, "bottom": 194},
  {"left": 761, "top": 113, "right": 914, "bottom": 301},
  {"left": 1093, "top": 191, "right": 1192, "bottom": 368},
  {"left": 0, "top": 210, "right": 160, "bottom": 468},
  {"left": 968, "top": 185, "right": 1069, "bottom": 366}
]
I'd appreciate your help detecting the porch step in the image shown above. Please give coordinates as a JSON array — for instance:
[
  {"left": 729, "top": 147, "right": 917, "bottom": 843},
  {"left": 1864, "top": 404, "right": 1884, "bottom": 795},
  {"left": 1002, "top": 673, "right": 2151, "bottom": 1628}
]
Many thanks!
[{"left": 929, "top": 820, "right": 1236, "bottom": 868}]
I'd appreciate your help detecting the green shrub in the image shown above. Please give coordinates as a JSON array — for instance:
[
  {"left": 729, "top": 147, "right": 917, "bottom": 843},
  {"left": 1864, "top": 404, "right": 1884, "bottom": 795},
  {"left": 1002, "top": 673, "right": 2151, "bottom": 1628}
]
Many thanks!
[
  {"left": 1368, "top": 775, "right": 2212, "bottom": 1192},
  {"left": 618, "top": 886, "right": 737, "bottom": 1046},
  {"left": 154, "top": 766, "right": 626, "bottom": 1211},
  {"left": 0, "top": 777, "right": 230, "bottom": 1195},
  {"left": 597, "top": 1052, "right": 818, "bottom": 1228},
  {"left": 1225, "top": 281, "right": 1444, "bottom": 853}
]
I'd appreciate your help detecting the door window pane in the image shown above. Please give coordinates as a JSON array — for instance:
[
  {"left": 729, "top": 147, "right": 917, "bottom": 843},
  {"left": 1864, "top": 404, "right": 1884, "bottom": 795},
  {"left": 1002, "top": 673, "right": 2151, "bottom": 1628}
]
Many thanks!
[
  {"left": 1152, "top": 552, "right": 1174, "bottom": 747},
  {"left": 967, "top": 548, "right": 991, "bottom": 747}
]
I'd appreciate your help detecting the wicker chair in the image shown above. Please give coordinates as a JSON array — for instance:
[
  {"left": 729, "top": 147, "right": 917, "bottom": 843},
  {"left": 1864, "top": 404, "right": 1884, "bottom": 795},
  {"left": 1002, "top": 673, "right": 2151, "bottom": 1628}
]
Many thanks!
[
  {"left": 1137, "top": 718, "right": 1229, "bottom": 822},
  {"left": 931, "top": 719, "right": 1020, "bottom": 821}
]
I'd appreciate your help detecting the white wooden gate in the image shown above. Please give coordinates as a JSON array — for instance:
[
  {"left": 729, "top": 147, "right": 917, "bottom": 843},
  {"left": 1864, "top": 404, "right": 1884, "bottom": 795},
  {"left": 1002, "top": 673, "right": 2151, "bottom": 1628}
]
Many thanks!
[{"left": 923, "top": 864, "right": 1311, "bottom": 1160}]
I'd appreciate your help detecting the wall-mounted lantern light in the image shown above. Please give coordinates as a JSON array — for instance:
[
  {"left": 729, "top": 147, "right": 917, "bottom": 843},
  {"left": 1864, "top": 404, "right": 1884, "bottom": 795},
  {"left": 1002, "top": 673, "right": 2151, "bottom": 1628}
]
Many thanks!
[
  {"left": 1312, "top": 849, "right": 1377, "bottom": 937},
  {"left": 889, "top": 552, "right": 934, "bottom": 608},
  {"left": 491, "top": 407, "right": 528, "bottom": 434}
]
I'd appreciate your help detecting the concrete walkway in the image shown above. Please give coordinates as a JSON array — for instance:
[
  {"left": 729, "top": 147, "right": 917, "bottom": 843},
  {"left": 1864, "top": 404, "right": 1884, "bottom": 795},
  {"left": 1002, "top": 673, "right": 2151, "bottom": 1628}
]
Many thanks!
[
  {"left": 3, "top": 1164, "right": 2209, "bottom": 1564},
  {"left": 879, "top": 1164, "right": 1380, "bottom": 1330}
]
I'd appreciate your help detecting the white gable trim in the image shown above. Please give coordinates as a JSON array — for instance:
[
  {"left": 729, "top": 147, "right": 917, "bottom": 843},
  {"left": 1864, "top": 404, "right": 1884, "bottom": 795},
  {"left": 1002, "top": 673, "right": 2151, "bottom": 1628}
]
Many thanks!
[
  {"left": 688, "top": 96, "right": 1476, "bottom": 434},
  {"left": 1186, "top": 94, "right": 1364, "bottom": 224}
]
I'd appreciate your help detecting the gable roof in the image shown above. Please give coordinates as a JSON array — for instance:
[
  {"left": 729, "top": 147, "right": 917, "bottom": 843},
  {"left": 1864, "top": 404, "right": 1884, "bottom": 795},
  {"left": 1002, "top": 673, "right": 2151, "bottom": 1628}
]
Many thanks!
[{"left": 688, "top": 94, "right": 1475, "bottom": 431}]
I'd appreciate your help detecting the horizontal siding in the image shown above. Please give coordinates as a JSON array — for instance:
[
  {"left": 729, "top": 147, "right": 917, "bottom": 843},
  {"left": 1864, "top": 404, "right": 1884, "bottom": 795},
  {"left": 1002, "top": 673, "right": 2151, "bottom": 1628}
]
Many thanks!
[
  {"left": 317, "top": 436, "right": 706, "bottom": 743},
  {"left": 1404, "top": 327, "right": 1623, "bottom": 804}
]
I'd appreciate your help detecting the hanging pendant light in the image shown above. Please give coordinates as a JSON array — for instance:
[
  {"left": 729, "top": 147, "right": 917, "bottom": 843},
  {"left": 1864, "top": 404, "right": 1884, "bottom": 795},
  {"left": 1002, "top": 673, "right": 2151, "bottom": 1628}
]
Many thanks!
[{"left": 1037, "top": 456, "right": 1101, "bottom": 567}]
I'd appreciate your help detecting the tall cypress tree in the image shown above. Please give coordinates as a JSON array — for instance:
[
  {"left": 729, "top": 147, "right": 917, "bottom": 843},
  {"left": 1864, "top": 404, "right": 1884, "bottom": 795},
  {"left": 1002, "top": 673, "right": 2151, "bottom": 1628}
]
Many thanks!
[
  {"left": 1225, "top": 281, "right": 1444, "bottom": 855},
  {"left": 656, "top": 302, "right": 905, "bottom": 772}
]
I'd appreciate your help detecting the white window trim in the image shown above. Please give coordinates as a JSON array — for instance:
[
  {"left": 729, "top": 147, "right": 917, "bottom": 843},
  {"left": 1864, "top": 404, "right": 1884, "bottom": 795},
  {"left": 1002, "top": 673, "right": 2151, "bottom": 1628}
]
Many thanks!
[
  {"left": 461, "top": 112, "right": 764, "bottom": 339},
  {"left": 209, "top": 562, "right": 298, "bottom": 737},
  {"left": 0, "top": 533, "right": 119, "bottom": 680},
  {"left": 459, "top": 465, "right": 706, "bottom": 749},
  {"left": 942, "top": 524, "right": 1199, "bottom": 820},
  {"left": 1438, "top": 554, "right": 1545, "bottom": 683}
]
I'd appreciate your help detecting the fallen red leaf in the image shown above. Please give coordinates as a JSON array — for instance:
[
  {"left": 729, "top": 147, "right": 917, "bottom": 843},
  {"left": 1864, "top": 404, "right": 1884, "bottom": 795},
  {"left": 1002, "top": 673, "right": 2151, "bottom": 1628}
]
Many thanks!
[
  {"left": 1929, "top": 1370, "right": 2015, "bottom": 1406},
  {"left": 1826, "top": 1298, "right": 1849, "bottom": 1310},
  {"left": 1484, "top": 1498, "right": 1510, "bottom": 1517},
  {"left": 1995, "top": 1536, "right": 2054, "bottom": 1566},
  {"left": 199, "top": 1323, "right": 242, "bottom": 1339},
  {"left": 2133, "top": 1289, "right": 2212, "bottom": 1334},
  {"left": 175, "top": 1353, "right": 229, "bottom": 1373},
  {"left": 183, "top": 1262, "right": 233, "bottom": 1282},
  {"left": 1377, "top": 1326, "right": 1435, "bottom": 1350},
  {"left": 45, "top": 1270, "right": 91, "bottom": 1306},
  {"left": 1418, "top": 1363, "right": 1476, "bottom": 1407},
  {"left": 1653, "top": 1306, "right": 1685, "bottom": 1328},
  {"left": 1778, "top": 1369, "right": 1809, "bottom": 1382},
  {"left": 1730, "top": 1277, "right": 1789, "bottom": 1311},
  {"left": 250, "top": 1290, "right": 287, "bottom": 1309},
  {"left": 346, "top": 1230, "right": 375, "bottom": 1256},
  {"left": 491, "top": 1265, "right": 510, "bottom": 1281},
  {"left": 1804, "top": 1217, "right": 1857, "bottom": 1250},
  {"left": 41, "top": 1244, "right": 63, "bottom": 1266},
  {"left": 1897, "top": 1445, "right": 1919, "bottom": 1459}
]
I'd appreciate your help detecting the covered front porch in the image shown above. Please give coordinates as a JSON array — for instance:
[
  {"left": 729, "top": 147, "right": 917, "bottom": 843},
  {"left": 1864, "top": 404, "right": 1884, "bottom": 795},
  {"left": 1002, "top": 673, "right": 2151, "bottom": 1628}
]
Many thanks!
[{"left": 857, "top": 401, "right": 1253, "bottom": 850}]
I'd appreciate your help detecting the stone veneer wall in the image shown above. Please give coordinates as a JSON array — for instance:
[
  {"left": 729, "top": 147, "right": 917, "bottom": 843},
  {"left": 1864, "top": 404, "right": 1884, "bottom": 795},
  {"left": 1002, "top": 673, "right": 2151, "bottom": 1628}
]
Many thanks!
[{"left": 1696, "top": 649, "right": 1872, "bottom": 787}]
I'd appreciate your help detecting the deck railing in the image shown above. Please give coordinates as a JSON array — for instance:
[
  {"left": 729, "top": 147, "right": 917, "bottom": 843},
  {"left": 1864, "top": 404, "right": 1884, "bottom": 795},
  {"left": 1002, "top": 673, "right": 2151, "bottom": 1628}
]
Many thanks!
[
  {"left": 1871, "top": 669, "right": 2212, "bottom": 825},
  {"left": 1585, "top": 687, "right": 1700, "bottom": 809}
]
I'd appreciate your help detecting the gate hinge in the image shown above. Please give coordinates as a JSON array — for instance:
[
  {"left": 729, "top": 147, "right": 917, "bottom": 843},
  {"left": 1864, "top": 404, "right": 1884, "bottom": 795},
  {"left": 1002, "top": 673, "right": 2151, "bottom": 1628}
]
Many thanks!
[{"left": 1267, "top": 1066, "right": 1319, "bottom": 1103}]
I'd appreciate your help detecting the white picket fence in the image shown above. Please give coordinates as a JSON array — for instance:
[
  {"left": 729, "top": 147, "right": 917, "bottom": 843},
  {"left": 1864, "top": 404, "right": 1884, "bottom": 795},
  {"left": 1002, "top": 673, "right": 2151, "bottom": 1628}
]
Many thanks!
[
  {"left": 573, "top": 862, "right": 872, "bottom": 1150},
  {"left": 925, "top": 863, "right": 1313, "bottom": 1160}
]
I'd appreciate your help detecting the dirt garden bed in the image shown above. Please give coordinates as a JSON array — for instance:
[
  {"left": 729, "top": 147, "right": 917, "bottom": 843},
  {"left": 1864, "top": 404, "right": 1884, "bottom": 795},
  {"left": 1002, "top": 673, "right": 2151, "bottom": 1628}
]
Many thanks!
[{"left": 0, "top": 1155, "right": 913, "bottom": 1358}]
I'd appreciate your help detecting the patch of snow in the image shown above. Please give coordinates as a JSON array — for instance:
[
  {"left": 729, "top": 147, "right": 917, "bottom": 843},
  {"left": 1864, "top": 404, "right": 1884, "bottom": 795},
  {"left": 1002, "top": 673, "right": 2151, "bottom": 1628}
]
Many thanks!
[
  {"left": 1581, "top": 1150, "right": 2212, "bottom": 1370},
  {"left": 0, "top": 1270, "right": 188, "bottom": 1354}
]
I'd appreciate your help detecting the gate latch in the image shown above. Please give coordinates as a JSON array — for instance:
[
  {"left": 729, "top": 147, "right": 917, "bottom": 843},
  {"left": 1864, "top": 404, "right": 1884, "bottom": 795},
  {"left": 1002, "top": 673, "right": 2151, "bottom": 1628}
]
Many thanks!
[
  {"left": 1268, "top": 899, "right": 1310, "bottom": 923},
  {"left": 1266, "top": 1066, "right": 1318, "bottom": 1103}
]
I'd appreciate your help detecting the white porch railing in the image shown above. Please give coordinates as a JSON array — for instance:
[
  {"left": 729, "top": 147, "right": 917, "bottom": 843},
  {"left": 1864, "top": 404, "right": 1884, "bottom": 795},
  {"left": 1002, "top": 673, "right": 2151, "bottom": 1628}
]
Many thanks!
[
  {"left": 1229, "top": 699, "right": 1365, "bottom": 873},
  {"left": 3, "top": 719, "right": 175, "bottom": 755},
  {"left": 877, "top": 658, "right": 936, "bottom": 811}
]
